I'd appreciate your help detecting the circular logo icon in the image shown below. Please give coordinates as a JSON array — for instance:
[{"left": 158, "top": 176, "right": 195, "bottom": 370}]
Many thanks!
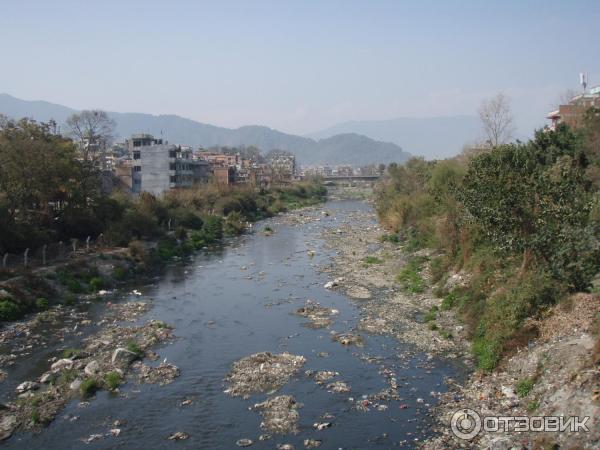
[{"left": 451, "top": 408, "right": 482, "bottom": 440}]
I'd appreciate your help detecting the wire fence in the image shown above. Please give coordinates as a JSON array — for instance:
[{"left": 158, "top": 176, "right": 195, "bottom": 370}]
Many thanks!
[{"left": 1, "top": 234, "right": 108, "bottom": 273}]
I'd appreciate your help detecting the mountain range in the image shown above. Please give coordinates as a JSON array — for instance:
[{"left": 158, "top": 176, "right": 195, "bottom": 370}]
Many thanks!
[{"left": 0, "top": 94, "right": 412, "bottom": 166}]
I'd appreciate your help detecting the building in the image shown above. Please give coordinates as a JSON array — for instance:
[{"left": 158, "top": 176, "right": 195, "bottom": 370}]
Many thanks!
[
  {"left": 117, "top": 134, "right": 209, "bottom": 196},
  {"left": 547, "top": 86, "right": 600, "bottom": 130},
  {"left": 267, "top": 153, "right": 296, "bottom": 182}
]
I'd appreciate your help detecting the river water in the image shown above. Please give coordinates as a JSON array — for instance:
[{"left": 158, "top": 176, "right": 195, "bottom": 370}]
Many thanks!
[{"left": 3, "top": 199, "right": 462, "bottom": 449}]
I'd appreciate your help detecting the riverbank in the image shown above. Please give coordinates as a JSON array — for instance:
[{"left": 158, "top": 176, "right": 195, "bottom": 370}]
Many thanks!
[{"left": 319, "top": 197, "right": 600, "bottom": 449}]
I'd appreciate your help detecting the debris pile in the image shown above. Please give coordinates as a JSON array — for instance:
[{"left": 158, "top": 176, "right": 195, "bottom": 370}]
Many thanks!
[
  {"left": 254, "top": 395, "right": 302, "bottom": 434},
  {"left": 224, "top": 352, "right": 306, "bottom": 397}
]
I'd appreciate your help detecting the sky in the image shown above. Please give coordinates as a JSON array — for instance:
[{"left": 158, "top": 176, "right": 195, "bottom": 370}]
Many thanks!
[{"left": 1, "top": 0, "right": 599, "bottom": 137}]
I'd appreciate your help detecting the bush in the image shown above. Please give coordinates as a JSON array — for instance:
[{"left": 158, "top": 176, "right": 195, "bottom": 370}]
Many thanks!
[
  {"left": 223, "top": 211, "right": 246, "bottom": 236},
  {"left": 80, "top": 378, "right": 100, "bottom": 398},
  {"left": 88, "top": 277, "right": 103, "bottom": 291},
  {"left": 35, "top": 298, "right": 49, "bottom": 311},
  {"left": 104, "top": 371, "right": 122, "bottom": 390},
  {"left": 516, "top": 378, "right": 535, "bottom": 397},
  {"left": 128, "top": 240, "right": 148, "bottom": 261},
  {"left": 126, "top": 340, "right": 144, "bottom": 357},
  {"left": 0, "top": 300, "right": 22, "bottom": 321},
  {"left": 397, "top": 258, "right": 425, "bottom": 293},
  {"left": 113, "top": 266, "right": 128, "bottom": 281}
]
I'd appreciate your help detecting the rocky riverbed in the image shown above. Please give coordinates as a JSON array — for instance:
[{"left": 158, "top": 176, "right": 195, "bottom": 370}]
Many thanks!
[{"left": 316, "top": 199, "right": 600, "bottom": 449}]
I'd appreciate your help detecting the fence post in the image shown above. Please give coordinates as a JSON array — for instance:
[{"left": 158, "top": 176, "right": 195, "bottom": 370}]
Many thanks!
[
  {"left": 2, "top": 253, "right": 7, "bottom": 270},
  {"left": 86, "top": 236, "right": 91, "bottom": 252},
  {"left": 58, "top": 241, "right": 64, "bottom": 258},
  {"left": 98, "top": 233, "right": 104, "bottom": 247},
  {"left": 168, "top": 218, "right": 172, "bottom": 231},
  {"left": 42, "top": 244, "right": 47, "bottom": 265},
  {"left": 24, "top": 248, "right": 29, "bottom": 268},
  {"left": 71, "top": 238, "right": 77, "bottom": 255}
]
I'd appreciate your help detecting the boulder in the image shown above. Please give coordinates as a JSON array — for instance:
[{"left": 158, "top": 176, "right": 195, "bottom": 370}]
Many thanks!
[
  {"left": 51, "top": 358, "right": 74, "bottom": 372},
  {"left": 0, "top": 414, "right": 17, "bottom": 441},
  {"left": 15, "top": 381, "right": 39, "bottom": 394},
  {"left": 84, "top": 360, "right": 100, "bottom": 377},
  {"left": 111, "top": 348, "right": 138, "bottom": 368},
  {"left": 40, "top": 372, "right": 55, "bottom": 384}
]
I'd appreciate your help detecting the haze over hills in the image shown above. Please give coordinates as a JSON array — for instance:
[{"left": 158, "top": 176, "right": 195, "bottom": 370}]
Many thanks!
[
  {"left": 0, "top": 93, "right": 411, "bottom": 166},
  {"left": 307, "top": 116, "right": 482, "bottom": 160}
]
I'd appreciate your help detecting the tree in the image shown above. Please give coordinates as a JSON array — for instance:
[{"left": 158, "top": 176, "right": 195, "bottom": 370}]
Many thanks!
[
  {"left": 66, "top": 110, "right": 116, "bottom": 165},
  {"left": 0, "top": 119, "right": 85, "bottom": 250},
  {"left": 460, "top": 125, "right": 597, "bottom": 289},
  {"left": 478, "top": 93, "right": 515, "bottom": 147}
]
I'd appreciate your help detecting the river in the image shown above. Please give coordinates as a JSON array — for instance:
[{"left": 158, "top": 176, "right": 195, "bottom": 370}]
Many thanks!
[{"left": 2, "top": 199, "right": 463, "bottom": 449}]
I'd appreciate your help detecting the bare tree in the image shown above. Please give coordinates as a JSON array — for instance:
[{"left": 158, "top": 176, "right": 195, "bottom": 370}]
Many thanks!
[
  {"left": 478, "top": 93, "right": 515, "bottom": 147},
  {"left": 66, "top": 110, "right": 116, "bottom": 164}
]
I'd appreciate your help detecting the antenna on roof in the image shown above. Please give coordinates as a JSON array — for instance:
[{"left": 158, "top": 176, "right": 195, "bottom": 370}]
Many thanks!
[{"left": 580, "top": 73, "right": 588, "bottom": 92}]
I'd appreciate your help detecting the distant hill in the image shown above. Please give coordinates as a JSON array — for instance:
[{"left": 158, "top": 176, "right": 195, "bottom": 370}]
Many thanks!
[
  {"left": 306, "top": 116, "right": 482, "bottom": 160},
  {"left": 0, "top": 93, "right": 411, "bottom": 166}
]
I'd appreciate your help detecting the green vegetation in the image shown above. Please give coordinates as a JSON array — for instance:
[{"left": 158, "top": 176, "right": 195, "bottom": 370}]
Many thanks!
[
  {"left": 376, "top": 112, "right": 600, "bottom": 371},
  {"left": 35, "top": 298, "right": 49, "bottom": 311},
  {"left": 516, "top": 378, "right": 535, "bottom": 397},
  {"left": 379, "top": 233, "right": 400, "bottom": 244},
  {"left": 62, "top": 348, "right": 85, "bottom": 359},
  {"left": 423, "top": 306, "right": 437, "bottom": 322},
  {"left": 80, "top": 378, "right": 100, "bottom": 398},
  {"left": 0, "top": 299, "right": 22, "bottom": 321},
  {"left": 126, "top": 340, "right": 144, "bottom": 357},
  {"left": 363, "top": 256, "right": 384, "bottom": 265},
  {"left": 104, "top": 371, "right": 122, "bottom": 390},
  {"left": 397, "top": 257, "right": 425, "bottom": 293}
]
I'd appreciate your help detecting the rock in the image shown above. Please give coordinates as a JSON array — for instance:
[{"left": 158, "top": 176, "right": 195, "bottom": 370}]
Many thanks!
[
  {"left": 51, "top": 358, "right": 74, "bottom": 372},
  {"left": 0, "top": 414, "right": 17, "bottom": 441},
  {"left": 236, "top": 438, "right": 253, "bottom": 447},
  {"left": 501, "top": 386, "right": 517, "bottom": 399},
  {"left": 111, "top": 348, "right": 139, "bottom": 368},
  {"left": 277, "top": 445, "right": 295, "bottom": 450},
  {"left": 168, "top": 431, "right": 189, "bottom": 441},
  {"left": 323, "top": 281, "right": 336, "bottom": 289},
  {"left": 40, "top": 372, "right": 55, "bottom": 384},
  {"left": 84, "top": 360, "right": 100, "bottom": 377},
  {"left": 15, "top": 381, "right": 39, "bottom": 394},
  {"left": 313, "top": 422, "right": 332, "bottom": 430},
  {"left": 109, "top": 428, "right": 121, "bottom": 437},
  {"left": 70, "top": 379, "right": 82, "bottom": 391},
  {"left": 304, "top": 439, "right": 322, "bottom": 448}
]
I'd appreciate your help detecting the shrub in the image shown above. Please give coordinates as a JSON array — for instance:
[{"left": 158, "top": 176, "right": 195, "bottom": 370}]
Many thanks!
[
  {"left": 88, "top": 277, "right": 103, "bottom": 291},
  {"left": 35, "top": 298, "right": 49, "bottom": 311},
  {"left": 223, "top": 211, "right": 246, "bottom": 236},
  {"left": 397, "top": 258, "right": 425, "bottom": 293},
  {"left": 0, "top": 300, "right": 22, "bottom": 321},
  {"left": 80, "top": 378, "right": 100, "bottom": 398},
  {"left": 128, "top": 240, "right": 148, "bottom": 261},
  {"left": 62, "top": 348, "right": 85, "bottom": 359},
  {"left": 104, "top": 371, "right": 122, "bottom": 390},
  {"left": 126, "top": 340, "right": 144, "bottom": 357},
  {"left": 113, "top": 266, "right": 128, "bottom": 281},
  {"left": 516, "top": 378, "right": 535, "bottom": 398}
]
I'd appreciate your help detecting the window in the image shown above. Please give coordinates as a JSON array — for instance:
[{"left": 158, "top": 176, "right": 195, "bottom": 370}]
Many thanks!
[
  {"left": 133, "top": 151, "right": 141, "bottom": 160},
  {"left": 133, "top": 140, "right": 141, "bottom": 147},
  {"left": 170, "top": 176, "right": 176, "bottom": 183},
  {"left": 169, "top": 150, "right": 177, "bottom": 158},
  {"left": 169, "top": 163, "right": 176, "bottom": 171},
  {"left": 134, "top": 166, "right": 141, "bottom": 172}
]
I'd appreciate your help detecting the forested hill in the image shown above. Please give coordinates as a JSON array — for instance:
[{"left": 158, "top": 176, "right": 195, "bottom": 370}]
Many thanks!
[{"left": 0, "top": 93, "right": 411, "bottom": 165}]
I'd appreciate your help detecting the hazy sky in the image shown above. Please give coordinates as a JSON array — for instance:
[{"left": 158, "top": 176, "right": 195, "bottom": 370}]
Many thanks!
[{"left": 1, "top": 0, "right": 599, "bottom": 136}]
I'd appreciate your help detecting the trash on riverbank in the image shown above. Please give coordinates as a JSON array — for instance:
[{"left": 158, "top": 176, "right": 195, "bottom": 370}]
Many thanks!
[
  {"left": 135, "top": 362, "right": 180, "bottom": 385},
  {"left": 294, "top": 300, "right": 338, "bottom": 329},
  {"left": 254, "top": 395, "right": 302, "bottom": 434},
  {"left": 224, "top": 352, "right": 306, "bottom": 397},
  {"left": 331, "top": 332, "right": 364, "bottom": 347}
]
